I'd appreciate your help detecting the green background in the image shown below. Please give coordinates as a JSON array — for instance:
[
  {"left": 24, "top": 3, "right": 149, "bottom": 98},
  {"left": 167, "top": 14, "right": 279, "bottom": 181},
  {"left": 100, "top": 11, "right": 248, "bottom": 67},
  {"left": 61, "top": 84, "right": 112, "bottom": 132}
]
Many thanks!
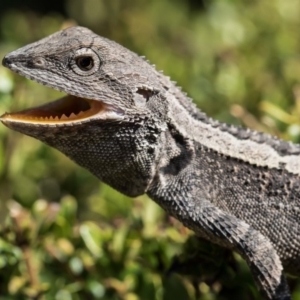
[{"left": 0, "top": 0, "right": 300, "bottom": 299}]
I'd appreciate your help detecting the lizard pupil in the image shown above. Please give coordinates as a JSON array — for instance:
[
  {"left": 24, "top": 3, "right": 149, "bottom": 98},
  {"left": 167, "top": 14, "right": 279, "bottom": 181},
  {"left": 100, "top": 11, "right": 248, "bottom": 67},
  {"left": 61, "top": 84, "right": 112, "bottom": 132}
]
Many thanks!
[{"left": 76, "top": 56, "right": 94, "bottom": 71}]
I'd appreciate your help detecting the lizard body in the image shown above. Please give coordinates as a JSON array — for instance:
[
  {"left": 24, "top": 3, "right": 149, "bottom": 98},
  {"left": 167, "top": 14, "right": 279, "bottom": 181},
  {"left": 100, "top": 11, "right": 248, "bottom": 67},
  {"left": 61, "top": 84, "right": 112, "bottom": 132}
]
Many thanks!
[{"left": 1, "top": 26, "right": 299, "bottom": 299}]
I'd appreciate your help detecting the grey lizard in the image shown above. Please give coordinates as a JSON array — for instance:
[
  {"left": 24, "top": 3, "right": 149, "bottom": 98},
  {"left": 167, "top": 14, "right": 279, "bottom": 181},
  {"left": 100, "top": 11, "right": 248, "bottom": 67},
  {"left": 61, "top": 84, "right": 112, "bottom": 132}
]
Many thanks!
[{"left": 1, "top": 26, "right": 299, "bottom": 299}]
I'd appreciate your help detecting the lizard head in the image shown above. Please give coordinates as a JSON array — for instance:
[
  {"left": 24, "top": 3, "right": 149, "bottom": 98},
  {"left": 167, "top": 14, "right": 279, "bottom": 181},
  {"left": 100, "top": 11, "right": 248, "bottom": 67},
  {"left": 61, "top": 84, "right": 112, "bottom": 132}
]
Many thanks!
[
  {"left": 1, "top": 26, "right": 169, "bottom": 123},
  {"left": 0, "top": 26, "right": 171, "bottom": 196}
]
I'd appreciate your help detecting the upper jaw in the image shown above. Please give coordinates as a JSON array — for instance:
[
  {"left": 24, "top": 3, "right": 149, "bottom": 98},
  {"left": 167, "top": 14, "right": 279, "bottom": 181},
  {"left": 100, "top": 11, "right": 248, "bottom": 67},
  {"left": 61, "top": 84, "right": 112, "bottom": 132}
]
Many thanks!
[{"left": 1, "top": 54, "right": 124, "bottom": 127}]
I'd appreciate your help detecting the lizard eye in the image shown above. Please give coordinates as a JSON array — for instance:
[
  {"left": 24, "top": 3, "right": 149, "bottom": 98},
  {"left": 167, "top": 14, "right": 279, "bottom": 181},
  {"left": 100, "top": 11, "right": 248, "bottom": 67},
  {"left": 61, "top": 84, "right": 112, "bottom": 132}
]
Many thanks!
[
  {"left": 71, "top": 48, "right": 100, "bottom": 76},
  {"left": 76, "top": 56, "right": 94, "bottom": 71}
]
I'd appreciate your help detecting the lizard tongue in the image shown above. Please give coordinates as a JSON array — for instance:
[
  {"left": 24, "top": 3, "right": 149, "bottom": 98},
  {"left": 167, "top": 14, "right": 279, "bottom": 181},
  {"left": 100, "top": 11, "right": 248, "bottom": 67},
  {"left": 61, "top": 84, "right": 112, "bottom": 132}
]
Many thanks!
[{"left": 0, "top": 95, "right": 106, "bottom": 124}]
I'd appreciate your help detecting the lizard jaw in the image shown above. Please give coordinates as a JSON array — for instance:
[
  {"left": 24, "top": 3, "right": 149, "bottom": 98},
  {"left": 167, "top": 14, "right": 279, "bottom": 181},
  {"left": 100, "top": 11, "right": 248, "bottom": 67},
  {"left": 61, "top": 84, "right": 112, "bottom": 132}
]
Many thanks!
[{"left": 0, "top": 95, "right": 120, "bottom": 125}]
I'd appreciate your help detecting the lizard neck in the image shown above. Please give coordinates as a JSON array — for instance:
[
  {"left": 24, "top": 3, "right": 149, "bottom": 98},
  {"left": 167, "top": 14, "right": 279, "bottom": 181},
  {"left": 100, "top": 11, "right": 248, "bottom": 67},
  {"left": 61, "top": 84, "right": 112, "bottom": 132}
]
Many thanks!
[{"left": 162, "top": 88, "right": 300, "bottom": 175}]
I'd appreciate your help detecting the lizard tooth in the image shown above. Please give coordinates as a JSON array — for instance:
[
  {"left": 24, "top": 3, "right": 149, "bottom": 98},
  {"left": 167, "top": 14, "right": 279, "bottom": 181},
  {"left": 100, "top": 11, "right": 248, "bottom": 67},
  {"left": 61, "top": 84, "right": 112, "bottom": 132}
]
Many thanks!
[
  {"left": 70, "top": 113, "right": 77, "bottom": 118},
  {"left": 49, "top": 116, "right": 54, "bottom": 120},
  {"left": 60, "top": 114, "right": 68, "bottom": 120},
  {"left": 54, "top": 116, "right": 59, "bottom": 120}
]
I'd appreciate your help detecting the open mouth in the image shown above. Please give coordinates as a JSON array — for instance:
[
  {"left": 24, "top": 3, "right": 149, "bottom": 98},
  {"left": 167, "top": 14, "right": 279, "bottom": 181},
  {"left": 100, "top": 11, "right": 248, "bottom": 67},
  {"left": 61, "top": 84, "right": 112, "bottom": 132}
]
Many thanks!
[{"left": 0, "top": 95, "right": 107, "bottom": 124}]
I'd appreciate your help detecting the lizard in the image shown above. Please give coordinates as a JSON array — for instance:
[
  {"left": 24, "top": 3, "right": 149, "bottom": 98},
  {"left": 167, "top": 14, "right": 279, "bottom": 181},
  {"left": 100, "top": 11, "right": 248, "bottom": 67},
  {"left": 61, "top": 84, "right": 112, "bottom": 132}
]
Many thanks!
[{"left": 1, "top": 26, "right": 300, "bottom": 300}]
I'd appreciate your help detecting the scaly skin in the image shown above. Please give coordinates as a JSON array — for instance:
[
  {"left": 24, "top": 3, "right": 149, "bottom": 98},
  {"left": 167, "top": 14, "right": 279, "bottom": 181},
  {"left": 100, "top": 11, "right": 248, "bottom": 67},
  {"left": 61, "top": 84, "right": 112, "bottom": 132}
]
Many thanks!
[{"left": 2, "top": 26, "right": 300, "bottom": 299}]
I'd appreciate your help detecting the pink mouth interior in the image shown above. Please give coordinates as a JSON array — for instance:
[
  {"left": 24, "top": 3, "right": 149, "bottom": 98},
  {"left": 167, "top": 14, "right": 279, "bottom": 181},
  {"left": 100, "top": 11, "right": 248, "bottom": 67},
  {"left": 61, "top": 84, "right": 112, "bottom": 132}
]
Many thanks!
[{"left": 1, "top": 95, "right": 106, "bottom": 123}]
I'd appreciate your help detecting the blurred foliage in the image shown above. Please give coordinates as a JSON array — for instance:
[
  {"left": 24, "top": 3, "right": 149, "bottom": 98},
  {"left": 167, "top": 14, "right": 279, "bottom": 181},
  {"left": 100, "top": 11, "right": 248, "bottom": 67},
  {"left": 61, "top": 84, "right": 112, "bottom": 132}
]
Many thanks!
[{"left": 1, "top": 0, "right": 300, "bottom": 299}]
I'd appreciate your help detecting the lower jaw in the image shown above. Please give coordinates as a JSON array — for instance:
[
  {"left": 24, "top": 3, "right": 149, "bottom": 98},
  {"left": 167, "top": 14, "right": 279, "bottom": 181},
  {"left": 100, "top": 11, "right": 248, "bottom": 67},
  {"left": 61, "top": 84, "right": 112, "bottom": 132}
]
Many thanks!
[{"left": 0, "top": 95, "right": 107, "bottom": 125}]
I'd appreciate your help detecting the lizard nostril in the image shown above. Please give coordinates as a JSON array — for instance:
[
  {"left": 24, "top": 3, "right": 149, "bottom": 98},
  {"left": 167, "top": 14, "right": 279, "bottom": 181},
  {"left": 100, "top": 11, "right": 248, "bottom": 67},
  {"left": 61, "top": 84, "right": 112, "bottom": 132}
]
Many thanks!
[{"left": 2, "top": 55, "right": 12, "bottom": 67}]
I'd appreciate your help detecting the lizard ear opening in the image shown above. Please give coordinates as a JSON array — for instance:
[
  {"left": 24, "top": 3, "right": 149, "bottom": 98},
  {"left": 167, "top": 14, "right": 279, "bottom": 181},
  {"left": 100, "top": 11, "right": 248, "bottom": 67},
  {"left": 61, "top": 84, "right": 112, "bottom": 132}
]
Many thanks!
[
  {"left": 136, "top": 88, "right": 153, "bottom": 101},
  {"left": 134, "top": 87, "right": 156, "bottom": 107},
  {"left": 1, "top": 95, "right": 105, "bottom": 124}
]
